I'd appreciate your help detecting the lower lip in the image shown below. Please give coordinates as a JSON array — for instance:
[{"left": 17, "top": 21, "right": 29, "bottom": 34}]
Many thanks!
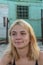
[{"left": 15, "top": 42, "right": 23, "bottom": 44}]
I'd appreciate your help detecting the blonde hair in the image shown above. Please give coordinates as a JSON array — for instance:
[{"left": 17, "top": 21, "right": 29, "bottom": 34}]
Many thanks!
[{"left": 7, "top": 19, "right": 40, "bottom": 60}]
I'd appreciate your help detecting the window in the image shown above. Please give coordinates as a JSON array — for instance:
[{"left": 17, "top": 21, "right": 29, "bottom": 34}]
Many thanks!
[{"left": 17, "top": 5, "right": 28, "bottom": 19}]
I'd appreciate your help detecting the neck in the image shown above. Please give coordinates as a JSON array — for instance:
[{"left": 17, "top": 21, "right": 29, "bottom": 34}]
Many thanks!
[{"left": 16, "top": 45, "right": 29, "bottom": 58}]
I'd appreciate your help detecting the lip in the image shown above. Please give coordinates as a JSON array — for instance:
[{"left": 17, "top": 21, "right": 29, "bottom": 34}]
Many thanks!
[{"left": 15, "top": 42, "right": 23, "bottom": 44}]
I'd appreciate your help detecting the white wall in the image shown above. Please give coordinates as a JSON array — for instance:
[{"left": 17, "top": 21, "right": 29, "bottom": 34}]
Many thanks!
[{"left": 0, "top": 4, "right": 8, "bottom": 38}]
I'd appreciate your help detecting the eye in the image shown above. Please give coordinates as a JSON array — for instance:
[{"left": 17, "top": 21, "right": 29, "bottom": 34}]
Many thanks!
[
  {"left": 11, "top": 31, "right": 17, "bottom": 36},
  {"left": 12, "top": 33, "right": 16, "bottom": 36},
  {"left": 21, "top": 32, "right": 26, "bottom": 35}
]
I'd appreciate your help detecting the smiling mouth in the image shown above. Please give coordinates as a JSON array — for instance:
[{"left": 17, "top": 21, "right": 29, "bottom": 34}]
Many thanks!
[{"left": 15, "top": 42, "right": 23, "bottom": 44}]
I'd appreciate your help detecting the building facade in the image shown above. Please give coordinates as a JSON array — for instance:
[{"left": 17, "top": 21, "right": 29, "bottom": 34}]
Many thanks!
[{"left": 0, "top": 0, "right": 43, "bottom": 40}]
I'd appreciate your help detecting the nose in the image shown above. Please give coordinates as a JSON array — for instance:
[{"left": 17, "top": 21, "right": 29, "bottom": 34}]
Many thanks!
[{"left": 16, "top": 33, "right": 22, "bottom": 40}]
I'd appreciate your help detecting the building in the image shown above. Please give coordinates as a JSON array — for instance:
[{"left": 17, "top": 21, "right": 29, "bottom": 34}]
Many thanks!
[{"left": 0, "top": 0, "right": 43, "bottom": 43}]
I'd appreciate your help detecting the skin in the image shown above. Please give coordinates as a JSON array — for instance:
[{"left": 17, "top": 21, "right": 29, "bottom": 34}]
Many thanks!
[
  {"left": 11, "top": 25, "right": 30, "bottom": 49},
  {"left": 0, "top": 24, "right": 43, "bottom": 65},
  {"left": 11, "top": 25, "right": 35, "bottom": 65}
]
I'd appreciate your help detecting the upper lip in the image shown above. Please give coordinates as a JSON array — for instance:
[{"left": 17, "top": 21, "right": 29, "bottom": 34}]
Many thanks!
[
  {"left": 15, "top": 42, "right": 22, "bottom": 43},
  {"left": 15, "top": 40, "right": 23, "bottom": 43},
  {"left": 15, "top": 41, "right": 23, "bottom": 43}
]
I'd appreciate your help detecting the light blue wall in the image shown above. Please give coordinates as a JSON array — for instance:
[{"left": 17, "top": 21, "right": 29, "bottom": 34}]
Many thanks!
[
  {"left": 8, "top": 1, "right": 16, "bottom": 25},
  {"left": 7, "top": 0, "right": 42, "bottom": 2},
  {"left": 29, "top": 5, "right": 42, "bottom": 37},
  {"left": 8, "top": 1, "right": 42, "bottom": 38},
  {"left": 0, "top": 0, "right": 43, "bottom": 38}
]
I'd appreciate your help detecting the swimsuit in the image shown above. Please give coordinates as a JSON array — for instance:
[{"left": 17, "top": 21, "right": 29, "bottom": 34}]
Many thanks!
[
  {"left": 12, "top": 60, "right": 38, "bottom": 65},
  {"left": 8, "top": 59, "right": 38, "bottom": 65}
]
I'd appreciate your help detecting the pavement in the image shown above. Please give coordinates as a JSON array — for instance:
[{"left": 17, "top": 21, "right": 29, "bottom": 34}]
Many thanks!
[
  {"left": 0, "top": 44, "right": 8, "bottom": 59},
  {"left": 0, "top": 41, "right": 43, "bottom": 59}
]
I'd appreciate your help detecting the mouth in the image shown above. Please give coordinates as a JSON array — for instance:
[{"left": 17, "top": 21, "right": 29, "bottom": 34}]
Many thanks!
[{"left": 15, "top": 42, "right": 23, "bottom": 44}]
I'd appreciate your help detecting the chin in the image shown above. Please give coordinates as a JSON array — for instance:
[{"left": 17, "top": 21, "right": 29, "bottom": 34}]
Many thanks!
[{"left": 15, "top": 45, "right": 27, "bottom": 49}]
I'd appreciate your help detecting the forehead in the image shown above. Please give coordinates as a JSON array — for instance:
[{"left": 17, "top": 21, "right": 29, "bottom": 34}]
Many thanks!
[{"left": 11, "top": 25, "right": 28, "bottom": 32}]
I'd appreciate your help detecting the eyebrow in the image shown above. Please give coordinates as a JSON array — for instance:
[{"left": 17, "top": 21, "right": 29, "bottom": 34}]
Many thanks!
[
  {"left": 11, "top": 30, "right": 26, "bottom": 33},
  {"left": 11, "top": 31, "right": 16, "bottom": 33},
  {"left": 20, "top": 31, "right": 26, "bottom": 33}
]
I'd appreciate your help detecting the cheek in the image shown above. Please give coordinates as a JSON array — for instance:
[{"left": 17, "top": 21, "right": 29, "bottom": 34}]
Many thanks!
[
  {"left": 24, "top": 36, "right": 30, "bottom": 44},
  {"left": 11, "top": 37, "right": 16, "bottom": 46},
  {"left": 11, "top": 37, "right": 15, "bottom": 43}
]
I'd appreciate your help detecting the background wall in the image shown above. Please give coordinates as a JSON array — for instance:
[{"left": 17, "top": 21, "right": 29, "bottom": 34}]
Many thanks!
[{"left": 0, "top": 0, "right": 43, "bottom": 39}]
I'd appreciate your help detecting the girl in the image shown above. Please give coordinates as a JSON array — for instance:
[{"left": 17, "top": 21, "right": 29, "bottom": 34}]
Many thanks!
[{"left": 0, "top": 19, "right": 43, "bottom": 65}]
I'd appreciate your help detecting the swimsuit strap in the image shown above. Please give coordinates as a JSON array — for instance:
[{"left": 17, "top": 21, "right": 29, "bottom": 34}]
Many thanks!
[
  {"left": 8, "top": 62, "right": 12, "bottom": 65},
  {"left": 35, "top": 60, "right": 38, "bottom": 65},
  {"left": 12, "top": 59, "right": 38, "bottom": 65},
  {"left": 12, "top": 59, "right": 15, "bottom": 65}
]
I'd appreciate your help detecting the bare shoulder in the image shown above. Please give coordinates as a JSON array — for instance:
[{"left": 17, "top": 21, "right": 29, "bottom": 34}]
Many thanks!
[
  {"left": 38, "top": 51, "right": 43, "bottom": 65},
  {"left": 39, "top": 51, "right": 43, "bottom": 60},
  {"left": 0, "top": 52, "right": 12, "bottom": 65}
]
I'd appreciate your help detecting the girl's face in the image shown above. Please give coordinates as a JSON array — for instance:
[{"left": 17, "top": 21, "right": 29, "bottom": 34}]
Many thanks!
[{"left": 11, "top": 25, "right": 30, "bottom": 49}]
